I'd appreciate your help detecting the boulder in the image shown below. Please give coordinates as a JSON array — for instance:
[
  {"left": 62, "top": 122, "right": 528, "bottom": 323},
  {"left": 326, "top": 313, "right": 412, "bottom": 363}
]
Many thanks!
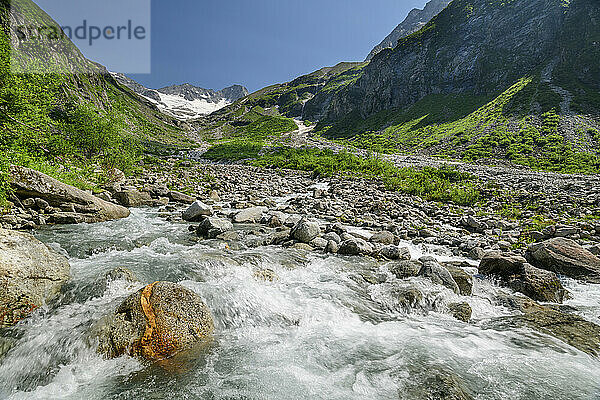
[
  {"left": 379, "top": 245, "right": 411, "bottom": 260},
  {"left": 9, "top": 166, "right": 130, "bottom": 223},
  {"left": 168, "top": 191, "right": 195, "bottom": 204},
  {"left": 98, "top": 281, "right": 214, "bottom": 361},
  {"left": 448, "top": 302, "right": 472, "bottom": 322},
  {"left": 442, "top": 262, "right": 473, "bottom": 296},
  {"left": 233, "top": 207, "right": 268, "bottom": 223},
  {"left": 479, "top": 252, "right": 567, "bottom": 303},
  {"left": 338, "top": 237, "right": 373, "bottom": 256},
  {"left": 0, "top": 228, "right": 70, "bottom": 328},
  {"left": 197, "top": 217, "right": 234, "bottom": 239},
  {"left": 525, "top": 238, "right": 600, "bottom": 283},
  {"left": 418, "top": 256, "right": 460, "bottom": 294},
  {"left": 370, "top": 230, "right": 395, "bottom": 245},
  {"left": 389, "top": 260, "right": 422, "bottom": 279},
  {"left": 291, "top": 219, "right": 321, "bottom": 243},
  {"left": 182, "top": 200, "right": 213, "bottom": 222},
  {"left": 488, "top": 309, "right": 600, "bottom": 356},
  {"left": 114, "top": 189, "right": 153, "bottom": 207},
  {"left": 391, "top": 286, "right": 423, "bottom": 309}
]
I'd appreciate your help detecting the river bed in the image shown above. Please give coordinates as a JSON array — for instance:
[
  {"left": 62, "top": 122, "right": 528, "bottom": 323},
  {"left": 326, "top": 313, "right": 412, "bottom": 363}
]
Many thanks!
[{"left": 1, "top": 208, "right": 600, "bottom": 399}]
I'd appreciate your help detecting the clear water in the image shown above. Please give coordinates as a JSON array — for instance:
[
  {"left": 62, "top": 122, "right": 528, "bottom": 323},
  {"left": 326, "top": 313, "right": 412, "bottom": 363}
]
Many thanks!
[{"left": 1, "top": 209, "right": 600, "bottom": 399}]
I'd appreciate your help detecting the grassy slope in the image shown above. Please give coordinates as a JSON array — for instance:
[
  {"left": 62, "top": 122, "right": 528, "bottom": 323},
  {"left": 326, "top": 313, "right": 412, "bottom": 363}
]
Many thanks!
[
  {"left": 193, "top": 62, "right": 368, "bottom": 142},
  {"left": 313, "top": 0, "right": 600, "bottom": 174},
  {"left": 0, "top": 0, "right": 190, "bottom": 205}
]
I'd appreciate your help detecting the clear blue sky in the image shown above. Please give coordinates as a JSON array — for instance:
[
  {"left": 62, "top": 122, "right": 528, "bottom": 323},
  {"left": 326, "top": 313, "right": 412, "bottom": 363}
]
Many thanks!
[{"left": 129, "top": 0, "right": 426, "bottom": 93}]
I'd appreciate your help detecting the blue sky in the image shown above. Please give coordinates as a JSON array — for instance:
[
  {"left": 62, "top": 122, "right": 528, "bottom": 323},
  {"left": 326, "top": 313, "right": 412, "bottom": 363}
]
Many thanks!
[{"left": 128, "top": 0, "right": 427, "bottom": 92}]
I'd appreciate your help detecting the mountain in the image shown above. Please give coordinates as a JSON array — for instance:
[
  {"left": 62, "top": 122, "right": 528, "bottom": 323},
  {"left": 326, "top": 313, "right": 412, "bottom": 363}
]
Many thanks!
[
  {"left": 366, "top": 0, "right": 451, "bottom": 61},
  {"left": 0, "top": 0, "right": 191, "bottom": 204},
  {"left": 299, "top": 0, "right": 600, "bottom": 172},
  {"left": 111, "top": 74, "right": 248, "bottom": 120},
  {"left": 193, "top": 62, "right": 366, "bottom": 140}
]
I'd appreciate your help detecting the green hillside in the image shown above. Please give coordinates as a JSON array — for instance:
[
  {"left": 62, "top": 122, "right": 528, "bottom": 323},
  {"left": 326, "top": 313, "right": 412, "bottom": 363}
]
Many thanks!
[{"left": 0, "top": 0, "right": 190, "bottom": 205}]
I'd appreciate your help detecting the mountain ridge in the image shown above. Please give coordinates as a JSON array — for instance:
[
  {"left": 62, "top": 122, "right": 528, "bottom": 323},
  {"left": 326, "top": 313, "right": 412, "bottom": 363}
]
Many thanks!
[{"left": 366, "top": 0, "right": 452, "bottom": 61}]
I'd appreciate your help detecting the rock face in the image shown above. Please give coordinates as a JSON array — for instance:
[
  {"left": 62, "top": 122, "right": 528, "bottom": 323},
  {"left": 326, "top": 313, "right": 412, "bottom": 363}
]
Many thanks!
[
  {"left": 526, "top": 238, "right": 600, "bottom": 283},
  {"left": 98, "top": 281, "right": 214, "bottom": 361},
  {"left": 480, "top": 252, "right": 567, "bottom": 303},
  {"left": 182, "top": 200, "right": 213, "bottom": 222},
  {"left": 366, "top": 0, "right": 452, "bottom": 61},
  {"left": 306, "top": 0, "right": 599, "bottom": 122},
  {"left": 0, "top": 228, "right": 70, "bottom": 328},
  {"left": 10, "top": 166, "right": 130, "bottom": 223}
]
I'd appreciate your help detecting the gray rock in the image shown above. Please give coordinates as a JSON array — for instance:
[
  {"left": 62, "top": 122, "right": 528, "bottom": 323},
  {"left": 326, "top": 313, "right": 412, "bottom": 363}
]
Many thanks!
[
  {"left": 291, "top": 219, "right": 321, "bottom": 243},
  {"left": 391, "top": 286, "right": 423, "bottom": 309},
  {"left": 322, "top": 231, "right": 341, "bottom": 244},
  {"left": 380, "top": 245, "right": 411, "bottom": 260},
  {"left": 338, "top": 237, "right": 373, "bottom": 256},
  {"left": 310, "top": 237, "right": 328, "bottom": 250},
  {"left": 0, "top": 228, "right": 70, "bottom": 328},
  {"left": 418, "top": 256, "right": 460, "bottom": 294},
  {"left": 487, "top": 309, "right": 600, "bottom": 356},
  {"left": 325, "top": 240, "right": 339, "bottom": 254},
  {"left": 370, "top": 230, "right": 395, "bottom": 245},
  {"left": 234, "top": 206, "right": 268, "bottom": 223},
  {"left": 114, "top": 189, "right": 153, "bottom": 207},
  {"left": 389, "top": 260, "right": 422, "bottom": 279},
  {"left": 480, "top": 252, "right": 567, "bottom": 303},
  {"left": 10, "top": 166, "right": 130, "bottom": 223},
  {"left": 442, "top": 262, "right": 474, "bottom": 296},
  {"left": 97, "top": 281, "right": 214, "bottom": 361},
  {"left": 197, "top": 217, "right": 234, "bottom": 239},
  {"left": 448, "top": 302, "right": 472, "bottom": 322},
  {"left": 168, "top": 190, "right": 195, "bottom": 204},
  {"left": 182, "top": 200, "right": 213, "bottom": 221},
  {"left": 526, "top": 238, "right": 600, "bottom": 283}
]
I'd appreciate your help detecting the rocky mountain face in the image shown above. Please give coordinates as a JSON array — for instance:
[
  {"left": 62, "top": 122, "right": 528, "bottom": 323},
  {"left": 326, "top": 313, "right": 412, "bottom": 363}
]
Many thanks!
[
  {"left": 112, "top": 74, "right": 249, "bottom": 120},
  {"left": 306, "top": 0, "right": 600, "bottom": 123},
  {"left": 366, "top": 0, "right": 451, "bottom": 61}
]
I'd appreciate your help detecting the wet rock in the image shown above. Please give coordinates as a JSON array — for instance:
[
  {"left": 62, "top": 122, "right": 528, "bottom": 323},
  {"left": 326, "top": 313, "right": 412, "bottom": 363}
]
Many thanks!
[
  {"left": 234, "top": 207, "right": 267, "bottom": 223},
  {"left": 196, "top": 217, "right": 234, "bottom": 239},
  {"left": 389, "top": 260, "right": 422, "bottom": 279},
  {"left": 291, "top": 243, "right": 314, "bottom": 252},
  {"left": 338, "top": 237, "right": 373, "bottom": 256},
  {"left": 254, "top": 268, "right": 278, "bottom": 282},
  {"left": 98, "top": 282, "right": 214, "bottom": 361},
  {"left": 322, "top": 231, "right": 341, "bottom": 244},
  {"left": 114, "top": 189, "right": 153, "bottom": 207},
  {"left": 442, "top": 263, "right": 473, "bottom": 296},
  {"left": 480, "top": 252, "right": 567, "bottom": 303},
  {"left": 588, "top": 244, "right": 600, "bottom": 256},
  {"left": 418, "top": 256, "right": 460, "bottom": 294},
  {"left": 448, "top": 302, "right": 472, "bottom": 322},
  {"left": 403, "top": 365, "right": 474, "bottom": 400},
  {"left": 268, "top": 230, "right": 291, "bottom": 246},
  {"left": 290, "top": 219, "right": 321, "bottom": 244},
  {"left": 325, "top": 240, "right": 339, "bottom": 254},
  {"left": 10, "top": 166, "right": 130, "bottom": 223},
  {"left": 525, "top": 238, "right": 600, "bottom": 283},
  {"left": 0, "top": 228, "right": 70, "bottom": 328},
  {"left": 168, "top": 190, "right": 195, "bottom": 204},
  {"left": 392, "top": 286, "right": 423, "bottom": 309},
  {"left": 310, "top": 237, "right": 328, "bottom": 250},
  {"left": 379, "top": 245, "right": 411, "bottom": 261},
  {"left": 488, "top": 310, "right": 600, "bottom": 356},
  {"left": 182, "top": 200, "right": 213, "bottom": 222},
  {"left": 370, "top": 230, "right": 395, "bottom": 245},
  {"left": 105, "top": 267, "right": 138, "bottom": 284}
]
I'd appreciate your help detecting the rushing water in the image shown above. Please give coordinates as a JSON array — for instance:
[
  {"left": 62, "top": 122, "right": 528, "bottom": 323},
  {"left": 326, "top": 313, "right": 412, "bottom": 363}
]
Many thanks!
[{"left": 1, "top": 208, "right": 600, "bottom": 399}]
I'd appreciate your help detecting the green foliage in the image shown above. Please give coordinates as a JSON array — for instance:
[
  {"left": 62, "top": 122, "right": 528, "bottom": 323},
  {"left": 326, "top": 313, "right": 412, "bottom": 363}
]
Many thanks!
[
  {"left": 203, "top": 141, "right": 264, "bottom": 161},
  {"left": 253, "top": 147, "right": 480, "bottom": 205},
  {"left": 236, "top": 115, "right": 298, "bottom": 141}
]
